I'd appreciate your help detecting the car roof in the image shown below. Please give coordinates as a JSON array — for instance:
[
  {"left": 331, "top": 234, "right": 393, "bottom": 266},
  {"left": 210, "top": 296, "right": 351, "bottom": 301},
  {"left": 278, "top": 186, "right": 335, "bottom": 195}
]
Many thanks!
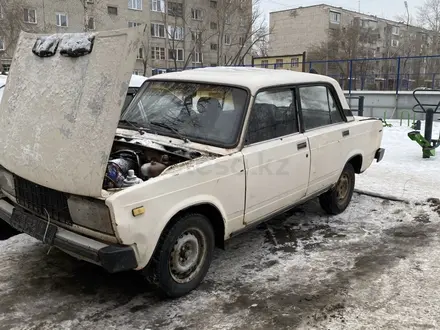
[{"left": 146, "top": 66, "right": 340, "bottom": 94}]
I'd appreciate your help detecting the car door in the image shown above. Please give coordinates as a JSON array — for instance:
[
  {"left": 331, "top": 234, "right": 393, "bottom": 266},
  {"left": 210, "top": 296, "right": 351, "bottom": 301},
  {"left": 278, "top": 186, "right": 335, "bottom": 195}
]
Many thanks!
[
  {"left": 241, "top": 87, "right": 311, "bottom": 225},
  {"left": 298, "top": 84, "right": 352, "bottom": 197}
]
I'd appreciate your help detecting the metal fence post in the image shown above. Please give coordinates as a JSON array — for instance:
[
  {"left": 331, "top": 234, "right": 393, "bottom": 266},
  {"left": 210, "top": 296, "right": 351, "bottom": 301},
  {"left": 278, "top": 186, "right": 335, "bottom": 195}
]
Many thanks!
[
  {"left": 348, "top": 60, "right": 353, "bottom": 94},
  {"left": 358, "top": 96, "right": 364, "bottom": 116},
  {"left": 396, "top": 57, "right": 401, "bottom": 94}
]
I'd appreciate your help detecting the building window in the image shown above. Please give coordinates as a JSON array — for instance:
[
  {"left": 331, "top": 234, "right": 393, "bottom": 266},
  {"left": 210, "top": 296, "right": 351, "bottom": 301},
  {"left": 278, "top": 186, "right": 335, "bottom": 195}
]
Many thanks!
[
  {"left": 192, "top": 31, "right": 202, "bottom": 41},
  {"left": 391, "top": 39, "right": 399, "bottom": 47},
  {"left": 168, "top": 2, "right": 183, "bottom": 17},
  {"left": 56, "top": 13, "right": 68, "bottom": 27},
  {"left": 329, "top": 11, "right": 341, "bottom": 24},
  {"left": 137, "top": 47, "right": 143, "bottom": 59},
  {"left": 191, "top": 8, "right": 202, "bottom": 20},
  {"left": 151, "top": 23, "right": 165, "bottom": 38},
  {"left": 151, "top": 47, "right": 166, "bottom": 60},
  {"left": 291, "top": 57, "right": 299, "bottom": 67},
  {"left": 261, "top": 60, "right": 268, "bottom": 68},
  {"left": 210, "top": 22, "right": 217, "bottom": 30},
  {"left": 193, "top": 52, "right": 203, "bottom": 63},
  {"left": 391, "top": 26, "right": 400, "bottom": 35},
  {"left": 128, "top": 0, "right": 142, "bottom": 10},
  {"left": 210, "top": 1, "right": 217, "bottom": 8},
  {"left": 151, "top": 0, "right": 165, "bottom": 12},
  {"left": 0, "top": 39, "right": 4, "bottom": 51},
  {"left": 167, "top": 26, "right": 184, "bottom": 40},
  {"left": 23, "top": 8, "right": 37, "bottom": 24},
  {"left": 128, "top": 21, "right": 141, "bottom": 27},
  {"left": 210, "top": 43, "right": 218, "bottom": 50},
  {"left": 168, "top": 48, "right": 184, "bottom": 61},
  {"left": 275, "top": 59, "right": 284, "bottom": 69},
  {"left": 224, "top": 34, "right": 231, "bottom": 45},
  {"left": 87, "top": 17, "right": 95, "bottom": 30},
  {"left": 107, "top": 6, "right": 118, "bottom": 15}
]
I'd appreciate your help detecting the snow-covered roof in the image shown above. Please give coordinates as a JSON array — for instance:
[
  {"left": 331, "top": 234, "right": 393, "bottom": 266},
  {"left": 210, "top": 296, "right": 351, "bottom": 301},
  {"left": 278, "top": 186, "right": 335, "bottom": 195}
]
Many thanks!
[
  {"left": 129, "top": 74, "right": 148, "bottom": 88},
  {"left": 146, "top": 66, "right": 341, "bottom": 94}
]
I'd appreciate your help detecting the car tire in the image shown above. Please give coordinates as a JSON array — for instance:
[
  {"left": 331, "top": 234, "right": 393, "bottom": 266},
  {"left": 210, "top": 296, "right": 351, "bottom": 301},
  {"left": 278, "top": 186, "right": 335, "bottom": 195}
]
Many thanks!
[
  {"left": 319, "top": 162, "right": 355, "bottom": 215},
  {"left": 145, "top": 213, "right": 215, "bottom": 298}
]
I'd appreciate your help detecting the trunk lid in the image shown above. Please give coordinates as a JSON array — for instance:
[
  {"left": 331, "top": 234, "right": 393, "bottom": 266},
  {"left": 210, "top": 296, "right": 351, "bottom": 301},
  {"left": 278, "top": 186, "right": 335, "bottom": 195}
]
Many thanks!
[{"left": 0, "top": 28, "right": 142, "bottom": 197}]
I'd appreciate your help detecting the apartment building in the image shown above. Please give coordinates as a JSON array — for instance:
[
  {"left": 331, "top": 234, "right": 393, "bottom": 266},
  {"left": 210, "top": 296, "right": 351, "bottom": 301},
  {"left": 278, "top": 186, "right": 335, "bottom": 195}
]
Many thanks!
[
  {"left": 269, "top": 4, "right": 433, "bottom": 89},
  {"left": 0, "top": 0, "right": 252, "bottom": 75},
  {"left": 269, "top": 4, "right": 430, "bottom": 57}
]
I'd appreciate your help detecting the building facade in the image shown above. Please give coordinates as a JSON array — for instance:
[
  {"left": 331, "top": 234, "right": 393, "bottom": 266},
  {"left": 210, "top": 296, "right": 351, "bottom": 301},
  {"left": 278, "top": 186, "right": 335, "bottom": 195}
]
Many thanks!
[
  {"left": 269, "top": 4, "right": 434, "bottom": 90},
  {"left": 269, "top": 4, "right": 430, "bottom": 58},
  {"left": 0, "top": 0, "right": 252, "bottom": 76},
  {"left": 252, "top": 52, "right": 306, "bottom": 72}
]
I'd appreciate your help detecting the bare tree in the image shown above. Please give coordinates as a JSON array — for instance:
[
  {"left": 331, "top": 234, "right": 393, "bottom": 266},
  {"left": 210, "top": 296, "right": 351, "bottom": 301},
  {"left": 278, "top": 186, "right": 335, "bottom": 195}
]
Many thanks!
[
  {"left": 308, "top": 22, "right": 379, "bottom": 89},
  {"left": 139, "top": 25, "right": 151, "bottom": 76},
  {"left": 77, "top": 0, "right": 106, "bottom": 32},
  {"left": 252, "top": 36, "right": 269, "bottom": 57},
  {"left": 160, "top": 3, "right": 217, "bottom": 71},
  {"left": 210, "top": 0, "right": 270, "bottom": 66},
  {"left": 0, "top": 0, "right": 42, "bottom": 72},
  {"left": 416, "top": 0, "right": 440, "bottom": 86}
]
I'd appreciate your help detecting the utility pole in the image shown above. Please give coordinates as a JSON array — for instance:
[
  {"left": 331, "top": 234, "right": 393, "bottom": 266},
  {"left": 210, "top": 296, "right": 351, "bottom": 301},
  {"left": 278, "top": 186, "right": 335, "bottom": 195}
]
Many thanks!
[{"left": 358, "top": 0, "right": 360, "bottom": 12}]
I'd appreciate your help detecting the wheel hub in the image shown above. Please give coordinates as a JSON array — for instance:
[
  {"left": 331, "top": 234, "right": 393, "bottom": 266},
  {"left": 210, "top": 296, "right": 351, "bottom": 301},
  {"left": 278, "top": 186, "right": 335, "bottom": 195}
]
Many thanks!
[
  {"left": 336, "top": 174, "right": 349, "bottom": 202},
  {"left": 169, "top": 230, "right": 206, "bottom": 283}
]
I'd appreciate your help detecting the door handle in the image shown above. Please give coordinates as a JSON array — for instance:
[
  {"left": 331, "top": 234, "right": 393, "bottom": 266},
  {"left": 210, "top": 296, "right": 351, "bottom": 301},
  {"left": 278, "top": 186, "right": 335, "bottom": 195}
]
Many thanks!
[
  {"left": 342, "top": 130, "right": 350, "bottom": 137},
  {"left": 297, "top": 142, "right": 307, "bottom": 150}
]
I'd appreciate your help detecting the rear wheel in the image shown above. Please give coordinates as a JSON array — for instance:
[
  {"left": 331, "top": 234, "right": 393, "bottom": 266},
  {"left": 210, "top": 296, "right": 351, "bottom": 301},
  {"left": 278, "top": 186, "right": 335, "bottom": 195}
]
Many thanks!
[
  {"left": 319, "top": 163, "right": 355, "bottom": 215},
  {"left": 146, "top": 213, "right": 215, "bottom": 298}
]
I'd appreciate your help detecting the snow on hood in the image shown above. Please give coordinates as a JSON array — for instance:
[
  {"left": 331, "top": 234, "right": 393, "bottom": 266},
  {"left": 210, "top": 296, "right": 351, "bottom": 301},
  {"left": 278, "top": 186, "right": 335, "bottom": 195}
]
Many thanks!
[{"left": 0, "top": 28, "right": 142, "bottom": 197}]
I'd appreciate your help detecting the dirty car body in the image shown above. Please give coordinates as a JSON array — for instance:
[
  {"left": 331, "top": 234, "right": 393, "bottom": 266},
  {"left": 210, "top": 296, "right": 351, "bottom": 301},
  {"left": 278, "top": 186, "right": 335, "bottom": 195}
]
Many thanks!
[{"left": 0, "top": 28, "right": 384, "bottom": 297}]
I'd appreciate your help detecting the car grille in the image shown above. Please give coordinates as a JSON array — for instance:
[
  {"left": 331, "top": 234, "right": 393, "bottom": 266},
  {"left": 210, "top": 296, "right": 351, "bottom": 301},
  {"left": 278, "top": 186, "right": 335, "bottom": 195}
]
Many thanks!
[{"left": 13, "top": 175, "right": 73, "bottom": 225}]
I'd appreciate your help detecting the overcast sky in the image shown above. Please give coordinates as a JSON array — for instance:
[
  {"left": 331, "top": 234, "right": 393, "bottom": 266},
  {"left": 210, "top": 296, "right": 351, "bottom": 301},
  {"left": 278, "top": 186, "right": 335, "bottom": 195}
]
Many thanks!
[{"left": 260, "top": 0, "right": 420, "bottom": 23}]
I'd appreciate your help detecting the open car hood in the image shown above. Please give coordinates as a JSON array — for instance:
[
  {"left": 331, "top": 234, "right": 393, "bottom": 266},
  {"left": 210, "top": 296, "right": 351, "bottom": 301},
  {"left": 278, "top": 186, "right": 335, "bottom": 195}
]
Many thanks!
[{"left": 0, "top": 28, "right": 141, "bottom": 197}]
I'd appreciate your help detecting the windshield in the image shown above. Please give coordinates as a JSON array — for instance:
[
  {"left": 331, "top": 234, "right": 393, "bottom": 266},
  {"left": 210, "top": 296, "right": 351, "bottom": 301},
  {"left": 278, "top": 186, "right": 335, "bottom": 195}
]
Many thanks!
[{"left": 121, "top": 80, "right": 249, "bottom": 146}]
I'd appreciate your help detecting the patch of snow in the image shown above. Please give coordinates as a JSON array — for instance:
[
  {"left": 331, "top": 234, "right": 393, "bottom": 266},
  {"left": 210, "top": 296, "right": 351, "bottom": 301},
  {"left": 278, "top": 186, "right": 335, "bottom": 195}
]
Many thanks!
[
  {"left": 129, "top": 74, "right": 148, "bottom": 88},
  {"left": 59, "top": 33, "right": 95, "bottom": 57},
  {"left": 356, "top": 119, "right": 440, "bottom": 201},
  {"left": 31, "top": 35, "right": 60, "bottom": 57}
]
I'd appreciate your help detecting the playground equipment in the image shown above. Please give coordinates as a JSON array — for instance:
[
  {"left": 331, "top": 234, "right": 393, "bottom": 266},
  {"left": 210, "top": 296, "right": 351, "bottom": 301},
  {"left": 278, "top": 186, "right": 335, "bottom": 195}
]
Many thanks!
[
  {"left": 407, "top": 88, "right": 440, "bottom": 158},
  {"left": 400, "top": 110, "right": 416, "bottom": 127},
  {"left": 381, "top": 111, "right": 393, "bottom": 127}
]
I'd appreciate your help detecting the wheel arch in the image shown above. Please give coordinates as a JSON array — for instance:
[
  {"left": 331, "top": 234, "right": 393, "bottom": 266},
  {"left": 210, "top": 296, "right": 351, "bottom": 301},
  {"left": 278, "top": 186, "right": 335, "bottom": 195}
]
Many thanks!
[
  {"left": 160, "top": 202, "right": 226, "bottom": 250},
  {"left": 347, "top": 153, "right": 363, "bottom": 174}
]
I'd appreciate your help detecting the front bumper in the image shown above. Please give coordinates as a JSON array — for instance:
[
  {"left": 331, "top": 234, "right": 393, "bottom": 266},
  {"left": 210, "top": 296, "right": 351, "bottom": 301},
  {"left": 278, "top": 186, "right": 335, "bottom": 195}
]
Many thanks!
[
  {"left": 374, "top": 148, "right": 385, "bottom": 162},
  {"left": 0, "top": 199, "right": 138, "bottom": 273}
]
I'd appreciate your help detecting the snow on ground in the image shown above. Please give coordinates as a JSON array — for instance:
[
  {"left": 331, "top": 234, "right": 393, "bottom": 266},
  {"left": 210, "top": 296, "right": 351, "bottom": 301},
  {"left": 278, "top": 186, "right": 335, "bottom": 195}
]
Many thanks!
[
  {"left": 356, "top": 119, "right": 440, "bottom": 201},
  {"left": 1, "top": 119, "right": 440, "bottom": 329}
]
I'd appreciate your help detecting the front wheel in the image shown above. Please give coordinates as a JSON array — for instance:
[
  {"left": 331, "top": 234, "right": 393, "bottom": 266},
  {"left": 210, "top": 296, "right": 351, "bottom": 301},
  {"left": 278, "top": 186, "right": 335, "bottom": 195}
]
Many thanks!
[
  {"left": 146, "top": 213, "right": 215, "bottom": 298},
  {"left": 319, "top": 162, "right": 355, "bottom": 215}
]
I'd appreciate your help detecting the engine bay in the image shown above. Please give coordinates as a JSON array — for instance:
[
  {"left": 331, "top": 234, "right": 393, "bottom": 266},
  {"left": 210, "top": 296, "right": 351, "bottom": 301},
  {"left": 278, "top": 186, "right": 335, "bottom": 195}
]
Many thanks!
[{"left": 103, "top": 135, "right": 203, "bottom": 190}]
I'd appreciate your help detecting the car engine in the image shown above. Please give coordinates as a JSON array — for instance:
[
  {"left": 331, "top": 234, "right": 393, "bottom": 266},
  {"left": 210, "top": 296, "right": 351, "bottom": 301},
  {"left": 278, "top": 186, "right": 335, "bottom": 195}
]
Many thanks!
[{"left": 103, "top": 136, "right": 202, "bottom": 190}]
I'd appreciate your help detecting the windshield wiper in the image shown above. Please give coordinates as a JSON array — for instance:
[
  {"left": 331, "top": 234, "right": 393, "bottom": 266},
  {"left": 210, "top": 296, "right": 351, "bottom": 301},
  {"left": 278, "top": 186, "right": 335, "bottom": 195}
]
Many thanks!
[
  {"left": 150, "top": 121, "right": 191, "bottom": 143},
  {"left": 118, "top": 119, "right": 146, "bottom": 135}
]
